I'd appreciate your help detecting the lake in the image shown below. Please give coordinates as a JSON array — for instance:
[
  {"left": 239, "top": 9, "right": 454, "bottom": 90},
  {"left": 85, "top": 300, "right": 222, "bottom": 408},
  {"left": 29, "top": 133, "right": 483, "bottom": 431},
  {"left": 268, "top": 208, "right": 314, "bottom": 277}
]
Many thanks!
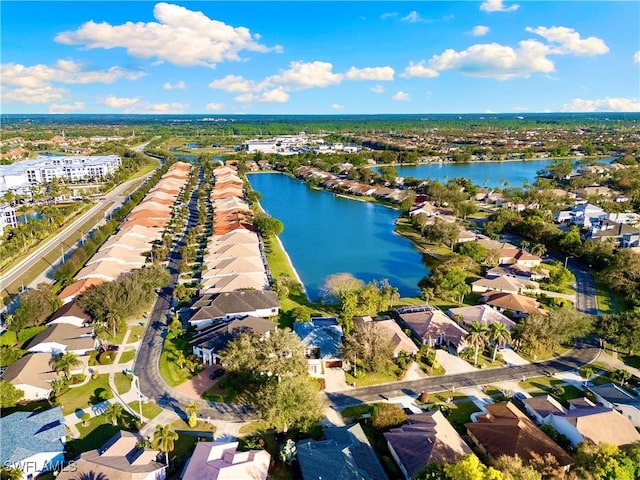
[
  {"left": 377, "top": 158, "right": 599, "bottom": 188},
  {"left": 248, "top": 173, "right": 431, "bottom": 301}
]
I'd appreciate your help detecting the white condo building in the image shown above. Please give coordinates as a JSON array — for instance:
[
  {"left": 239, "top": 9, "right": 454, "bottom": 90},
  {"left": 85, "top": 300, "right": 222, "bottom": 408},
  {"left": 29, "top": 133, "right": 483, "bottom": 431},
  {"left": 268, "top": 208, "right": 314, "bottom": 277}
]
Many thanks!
[
  {"left": 0, "top": 155, "right": 122, "bottom": 196},
  {"left": 0, "top": 203, "right": 18, "bottom": 235}
]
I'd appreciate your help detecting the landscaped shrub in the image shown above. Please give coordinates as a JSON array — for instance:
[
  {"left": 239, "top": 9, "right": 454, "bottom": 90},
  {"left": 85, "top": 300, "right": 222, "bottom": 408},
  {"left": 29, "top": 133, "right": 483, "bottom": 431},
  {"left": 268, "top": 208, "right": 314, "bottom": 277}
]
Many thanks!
[
  {"left": 17, "top": 326, "right": 48, "bottom": 345},
  {"left": 372, "top": 403, "right": 407, "bottom": 431},
  {"left": 97, "top": 351, "right": 116, "bottom": 365},
  {"left": 71, "top": 374, "right": 85, "bottom": 384},
  {"left": 0, "top": 331, "right": 17, "bottom": 347}
]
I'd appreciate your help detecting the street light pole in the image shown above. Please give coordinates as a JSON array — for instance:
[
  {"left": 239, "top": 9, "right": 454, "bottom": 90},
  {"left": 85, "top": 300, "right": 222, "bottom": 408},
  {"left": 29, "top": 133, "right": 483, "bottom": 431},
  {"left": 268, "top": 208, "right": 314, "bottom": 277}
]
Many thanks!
[{"left": 133, "top": 374, "right": 143, "bottom": 421}]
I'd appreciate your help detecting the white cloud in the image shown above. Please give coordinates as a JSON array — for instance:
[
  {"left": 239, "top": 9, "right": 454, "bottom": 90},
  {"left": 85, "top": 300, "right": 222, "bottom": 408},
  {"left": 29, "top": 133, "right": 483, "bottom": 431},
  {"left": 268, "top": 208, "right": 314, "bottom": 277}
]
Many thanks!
[
  {"left": 472, "top": 25, "right": 490, "bottom": 37},
  {"left": 634, "top": 51, "right": 640, "bottom": 64},
  {"left": 269, "top": 61, "right": 343, "bottom": 89},
  {"left": 403, "top": 60, "right": 439, "bottom": 78},
  {"left": 370, "top": 85, "right": 385, "bottom": 94},
  {"left": 205, "top": 102, "right": 225, "bottom": 111},
  {"left": 102, "top": 96, "right": 141, "bottom": 108},
  {"left": 401, "top": 11, "right": 421, "bottom": 23},
  {"left": 428, "top": 40, "right": 554, "bottom": 80},
  {"left": 162, "top": 80, "right": 186, "bottom": 90},
  {"left": 48, "top": 102, "right": 85, "bottom": 113},
  {"left": 140, "top": 102, "right": 189, "bottom": 113},
  {"left": 331, "top": 103, "right": 344, "bottom": 110},
  {"left": 345, "top": 66, "right": 395, "bottom": 81},
  {"left": 380, "top": 12, "right": 398, "bottom": 19},
  {"left": 208, "top": 75, "right": 255, "bottom": 93},
  {"left": 235, "top": 87, "right": 290, "bottom": 103},
  {"left": 561, "top": 97, "right": 640, "bottom": 112},
  {"left": 480, "top": 0, "right": 519, "bottom": 13},
  {"left": 2, "top": 86, "right": 67, "bottom": 104},
  {"left": 55, "top": 2, "right": 281, "bottom": 68},
  {"left": 392, "top": 91, "right": 410, "bottom": 101},
  {"left": 526, "top": 26, "right": 608, "bottom": 56},
  {"left": 1, "top": 60, "right": 144, "bottom": 87}
]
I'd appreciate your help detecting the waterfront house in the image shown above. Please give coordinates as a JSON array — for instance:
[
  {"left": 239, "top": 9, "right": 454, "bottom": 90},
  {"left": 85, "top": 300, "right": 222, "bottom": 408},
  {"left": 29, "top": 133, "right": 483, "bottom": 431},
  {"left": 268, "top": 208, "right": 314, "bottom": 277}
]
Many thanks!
[
  {"left": 485, "top": 264, "right": 549, "bottom": 282},
  {"left": 1, "top": 353, "right": 58, "bottom": 400},
  {"left": 182, "top": 441, "right": 270, "bottom": 480},
  {"left": 189, "top": 290, "right": 279, "bottom": 328},
  {"left": 190, "top": 315, "right": 277, "bottom": 365},
  {"left": 58, "top": 431, "right": 166, "bottom": 480},
  {"left": 26, "top": 323, "right": 96, "bottom": 356},
  {"left": 397, "top": 307, "right": 468, "bottom": 352},
  {"left": 471, "top": 276, "right": 537, "bottom": 295},
  {"left": 0, "top": 407, "right": 67, "bottom": 479},
  {"left": 588, "top": 383, "right": 640, "bottom": 427},
  {"left": 297, "top": 423, "right": 388, "bottom": 480},
  {"left": 465, "top": 402, "right": 572, "bottom": 468},
  {"left": 481, "top": 291, "right": 546, "bottom": 318},
  {"left": 497, "top": 247, "right": 542, "bottom": 267},
  {"left": 199, "top": 273, "right": 269, "bottom": 295},
  {"left": 353, "top": 316, "right": 418, "bottom": 357},
  {"left": 294, "top": 318, "right": 343, "bottom": 376},
  {"left": 385, "top": 410, "right": 471, "bottom": 479}
]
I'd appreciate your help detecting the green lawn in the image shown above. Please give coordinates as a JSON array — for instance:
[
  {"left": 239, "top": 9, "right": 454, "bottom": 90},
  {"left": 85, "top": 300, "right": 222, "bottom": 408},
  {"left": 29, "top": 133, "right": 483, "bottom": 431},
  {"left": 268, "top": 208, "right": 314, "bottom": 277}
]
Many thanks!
[
  {"left": 129, "top": 324, "right": 145, "bottom": 340},
  {"left": 67, "top": 416, "right": 124, "bottom": 457},
  {"left": 59, "top": 374, "right": 113, "bottom": 415},
  {"left": 118, "top": 349, "right": 136, "bottom": 364},
  {"left": 171, "top": 417, "right": 217, "bottom": 433},
  {"left": 114, "top": 372, "right": 132, "bottom": 395},
  {"left": 201, "top": 381, "right": 238, "bottom": 404},
  {"left": 167, "top": 434, "right": 201, "bottom": 480},
  {"left": 345, "top": 365, "right": 402, "bottom": 387},
  {"left": 127, "top": 400, "right": 162, "bottom": 421},
  {"left": 595, "top": 280, "right": 614, "bottom": 314},
  {"left": 441, "top": 400, "right": 481, "bottom": 427},
  {"left": 621, "top": 354, "right": 640, "bottom": 369},
  {"left": 340, "top": 403, "right": 377, "bottom": 420},
  {"left": 519, "top": 375, "right": 565, "bottom": 391},
  {"left": 159, "top": 335, "right": 199, "bottom": 387},
  {"left": 238, "top": 420, "right": 271, "bottom": 435}
]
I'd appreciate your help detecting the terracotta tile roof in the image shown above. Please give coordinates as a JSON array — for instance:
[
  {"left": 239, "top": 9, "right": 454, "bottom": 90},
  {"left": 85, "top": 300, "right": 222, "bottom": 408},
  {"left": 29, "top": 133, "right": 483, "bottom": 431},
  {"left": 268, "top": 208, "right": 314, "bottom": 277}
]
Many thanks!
[
  {"left": 483, "top": 292, "right": 545, "bottom": 315},
  {"left": 205, "top": 243, "right": 261, "bottom": 260},
  {"left": 200, "top": 273, "right": 269, "bottom": 293},
  {"left": 202, "top": 256, "right": 266, "bottom": 277},
  {"left": 59, "top": 278, "right": 104, "bottom": 300},
  {"left": 121, "top": 217, "right": 169, "bottom": 230},
  {"left": 76, "top": 261, "right": 132, "bottom": 281},
  {"left": 399, "top": 310, "right": 468, "bottom": 347},
  {"left": 466, "top": 402, "right": 572, "bottom": 466},
  {"left": 210, "top": 230, "right": 260, "bottom": 245},
  {"left": 126, "top": 209, "right": 172, "bottom": 221}
]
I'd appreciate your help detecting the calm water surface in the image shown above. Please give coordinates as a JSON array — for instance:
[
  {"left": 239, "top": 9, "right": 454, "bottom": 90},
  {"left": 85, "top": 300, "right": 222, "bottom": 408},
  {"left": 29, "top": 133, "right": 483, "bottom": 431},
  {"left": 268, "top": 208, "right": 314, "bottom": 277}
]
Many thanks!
[{"left": 248, "top": 173, "right": 431, "bottom": 301}]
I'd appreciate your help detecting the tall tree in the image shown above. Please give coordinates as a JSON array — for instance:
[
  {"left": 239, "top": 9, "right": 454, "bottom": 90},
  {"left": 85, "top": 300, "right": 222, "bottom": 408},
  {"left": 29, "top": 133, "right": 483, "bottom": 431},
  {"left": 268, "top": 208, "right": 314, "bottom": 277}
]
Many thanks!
[
  {"left": 466, "top": 321, "right": 488, "bottom": 366},
  {"left": 488, "top": 323, "right": 512, "bottom": 363},
  {"left": 103, "top": 403, "right": 124, "bottom": 426},
  {"left": 50, "top": 352, "right": 82, "bottom": 380},
  {"left": 341, "top": 320, "right": 394, "bottom": 373},
  {"left": 152, "top": 424, "right": 179, "bottom": 466},
  {"left": 185, "top": 402, "right": 200, "bottom": 428},
  {"left": 0, "top": 380, "right": 24, "bottom": 408}
]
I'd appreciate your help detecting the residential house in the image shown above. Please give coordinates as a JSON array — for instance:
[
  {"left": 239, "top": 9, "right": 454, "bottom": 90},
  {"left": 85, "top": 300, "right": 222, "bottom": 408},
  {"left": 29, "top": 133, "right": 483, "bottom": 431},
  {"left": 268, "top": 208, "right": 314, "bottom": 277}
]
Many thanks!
[
  {"left": 1, "top": 353, "right": 58, "bottom": 400},
  {"left": 471, "top": 276, "right": 537, "bottom": 295},
  {"left": 384, "top": 410, "right": 471, "bottom": 479},
  {"left": 522, "top": 395, "right": 568, "bottom": 424},
  {"left": 465, "top": 402, "right": 572, "bottom": 467},
  {"left": 0, "top": 407, "right": 67, "bottom": 479},
  {"left": 190, "top": 316, "right": 277, "bottom": 365},
  {"left": 47, "top": 300, "right": 91, "bottom": 327},
  {"left": 481, "top": 291, "right": 546, "bottom": 318},
  {"left": 590, "top": 219, "right": 640, "bottom": 248},
  {"left": 457, "top": 229, "right": 478, "bottom": 243},
  {"left": 58, "top": 278, "right": 105, "bottom": 304},
  {"left": 26, "top": 323, "right": 96, "bottom": 356},
  {"left": 297, "top": 423, "right": 388, "bottom": 480},
  {"left": 58, "top": 431, "right": 166, "bottom": 480},
  {"left": 353, "top": 316, "right": 418, "bottom": 357},
  {"left": 556, "top": 203, "right": 607, "bottom": 228},
  {"left": 294, "top": 318, "right": 343, "bottom": 376},
  {"left": 588, "top": 383, "right": 640, "bottom": 427},
  {"left": 182, "top": 441, "right": 270, "bottom": 480},
  {"left": 446, "top": 305, "right": 516, "bottom": 330},
  {"left": 498, "top": 248, "right": 542, "bottom": 267},
  {"left": 397, "top": 306, "right": 468, "bottom": 352},
  {"left": 485, "top": 264, "right": 549, "bottom": 282},
  {"left": 189, "top": 291, "right": 279, "bottom": 328}
]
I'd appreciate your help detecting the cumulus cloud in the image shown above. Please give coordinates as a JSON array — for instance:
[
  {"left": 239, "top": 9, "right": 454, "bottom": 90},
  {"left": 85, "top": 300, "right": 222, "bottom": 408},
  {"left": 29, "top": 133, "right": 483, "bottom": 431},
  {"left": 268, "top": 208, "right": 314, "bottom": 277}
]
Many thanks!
[
  {"left": 1, "top": 86, "right": 67, "bottom": 104},
  {"left": 561, "top": 97, "right": 640, "bottom": 112},
  {"left": 403, "top": 61, "right": 439, "bottom": 78},
  {"left": 102, "top": 96, "right": 141, "bottom": 108},
  {"left": 235, "top": 87, "right": 290, "bottom": 103},
  {"left": 140, "top": 102, "right": 189, "bottom": 113},
  {"left": 370, "top": 85, "right": 385, "bottom": 94},
  {"left": 55, "top": 2, "right": 282, "bottom": 68},
  {"left": 392, "top": 91, "right": 410, "bottom": 101},
  {"left": 269, "top": 61, "right": 343, "bottom": 88},
  {"left": 205, "top": 102, "right": 225, "bottom": 111},
  {"left": 401, "top": 11, "right": 422, "bottom": 23},
  {"left": 634, "top": 52, "right": 640, "bottom": 64},
  {"left": 48, "top": 102, "right": 85, "bottom": 113},
  {"left": 331, "top": 103, "right": 344, "bottom": 109},
  {"left": 1, "top": 60, "right": 144, "bottom": 87},
  {"left": 162, "top": 80, "right": 186, "bottom": 90},
  {"left": 345, "top": 66, "right": 394, "bottom": 81},
  {"left": 208, "top": 75, "right": 256, "bottom": 93},
  {"left": 526, "top": 26, "right": 608, "bottom": 56},
  {"left": 480, "top": 0, "right": 519, "bottom": 12},
  {"left": 472, "top": 25, "right": 490, "bottom": 36},
  {"left": 428, "top": 40, "right": 555, "bottom": 80},
  {"left": 101, "top": 95, "right": 188, "bottom": 113}
]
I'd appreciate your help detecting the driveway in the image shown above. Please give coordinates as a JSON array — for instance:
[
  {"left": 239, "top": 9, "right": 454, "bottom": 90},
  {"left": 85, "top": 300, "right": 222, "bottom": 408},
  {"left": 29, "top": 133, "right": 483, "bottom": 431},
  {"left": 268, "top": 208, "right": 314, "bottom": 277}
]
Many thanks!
[
  {"left": 175, "top": 365, "right": 223, "bottom": 398},
  {"left": 500, "top": 346, "right": 530, "bottom": 367},
  {"left": 324, "top": 367, "right": 348, "bottom": 393},
  {"left": 436, "top": 350, "right": 478, "bottom": 374}
]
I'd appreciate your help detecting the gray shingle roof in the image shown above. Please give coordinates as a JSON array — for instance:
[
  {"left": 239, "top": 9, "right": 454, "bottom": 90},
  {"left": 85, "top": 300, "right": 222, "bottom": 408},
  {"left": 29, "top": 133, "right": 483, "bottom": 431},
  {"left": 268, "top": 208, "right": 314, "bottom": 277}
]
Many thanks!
[
  {"left": 293, "top": 318, "right": 343, "bottom": 360},
  {"left": 0, "top": 407, "right": 66, "bottom": 464}
]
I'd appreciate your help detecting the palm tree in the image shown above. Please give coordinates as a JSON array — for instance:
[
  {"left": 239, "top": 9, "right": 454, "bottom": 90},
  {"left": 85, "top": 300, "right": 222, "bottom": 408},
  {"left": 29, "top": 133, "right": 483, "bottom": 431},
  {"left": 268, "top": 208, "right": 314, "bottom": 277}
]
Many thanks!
[
  {"left": 152, "top": 424, "right": 179, "bottom": 466},
  {"left": 49, "top": 352, "right": 82, "bottom": 380},
  {"left": 466, "top": 321, "right": 488, "bottom": 366},
  {"left": 531, "top": 243, "right": 547, "bottom": 257},
  {"left": 103, "top": 403, "right": 124, "bottom": 426},
  {"left": 185, "top": 401, "right": 200, "bottom": 428},
  {"left": 488, "top": 322, "right": 512, "bottom": 363}
]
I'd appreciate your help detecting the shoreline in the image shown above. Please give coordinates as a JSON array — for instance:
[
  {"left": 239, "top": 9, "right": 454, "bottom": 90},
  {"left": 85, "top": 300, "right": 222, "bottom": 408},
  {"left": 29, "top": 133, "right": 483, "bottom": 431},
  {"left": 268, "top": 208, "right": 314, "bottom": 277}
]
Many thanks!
[{"left": 366, "top": 154, "right": 610, "bottom": 169}]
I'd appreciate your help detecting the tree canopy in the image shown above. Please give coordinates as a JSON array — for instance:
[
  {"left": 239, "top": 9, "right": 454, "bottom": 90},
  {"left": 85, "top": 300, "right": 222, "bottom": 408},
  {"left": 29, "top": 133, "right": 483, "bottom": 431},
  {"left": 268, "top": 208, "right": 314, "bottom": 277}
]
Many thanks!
[{"left": 252, "top": 213, "right": 284, "bottom": 237}]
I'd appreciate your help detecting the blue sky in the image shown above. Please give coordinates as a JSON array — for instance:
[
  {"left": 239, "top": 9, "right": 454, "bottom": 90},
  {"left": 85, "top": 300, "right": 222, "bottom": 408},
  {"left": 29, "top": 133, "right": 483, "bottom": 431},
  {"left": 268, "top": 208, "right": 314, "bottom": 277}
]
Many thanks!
[{"left": 1, "top": 1, "right": 638, "bottom": 114}]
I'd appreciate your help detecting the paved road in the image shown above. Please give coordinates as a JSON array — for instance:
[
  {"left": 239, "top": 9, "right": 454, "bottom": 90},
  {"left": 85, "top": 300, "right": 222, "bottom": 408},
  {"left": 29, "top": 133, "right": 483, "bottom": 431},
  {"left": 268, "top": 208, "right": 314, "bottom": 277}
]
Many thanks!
[
  {"left": 133, "top": 168, "right": 253, "bottom": 422},
  {"left": 326, "top": 338, "right": 601, "bottom": 408}
]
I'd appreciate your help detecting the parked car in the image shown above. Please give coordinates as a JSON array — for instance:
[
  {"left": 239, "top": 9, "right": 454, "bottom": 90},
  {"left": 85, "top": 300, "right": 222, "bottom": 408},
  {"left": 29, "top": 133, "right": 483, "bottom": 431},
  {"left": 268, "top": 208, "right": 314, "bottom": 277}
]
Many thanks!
[
  {"left": 209, "top": 369, "right": 225, "bottom": 380},
  {"left": 106, "top": 344, "right": 119, "bottom": 351}
]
